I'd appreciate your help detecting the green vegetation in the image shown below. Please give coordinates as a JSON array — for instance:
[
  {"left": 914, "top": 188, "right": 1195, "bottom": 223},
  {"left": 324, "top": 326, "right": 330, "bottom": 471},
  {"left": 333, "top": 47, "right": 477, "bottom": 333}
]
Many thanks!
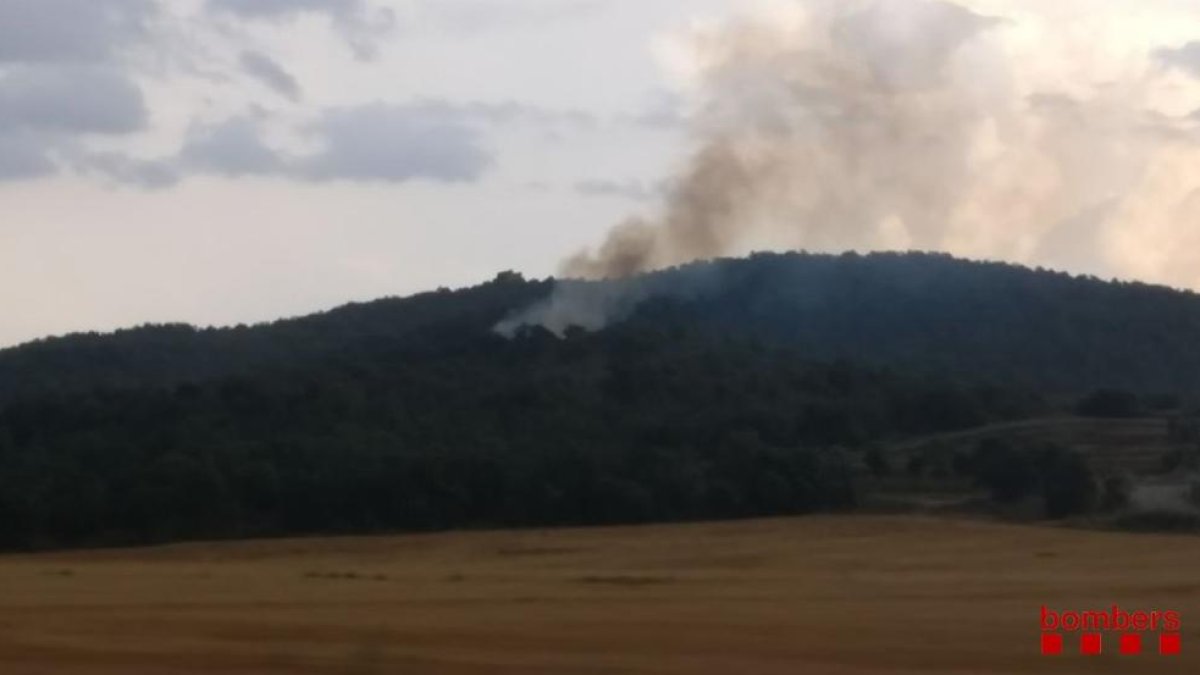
[{"left": 0, "top": 327, "right": 1043, "bottom": 548}]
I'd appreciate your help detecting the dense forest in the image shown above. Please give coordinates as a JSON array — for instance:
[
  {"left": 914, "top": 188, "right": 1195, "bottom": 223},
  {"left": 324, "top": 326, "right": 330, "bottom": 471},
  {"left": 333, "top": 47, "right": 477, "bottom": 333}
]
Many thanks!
[
  {"left": 1, "top": 251, "right": 1198, "bottom": 549},
  {"left": 6, "top": 251, "right": 1200, "bottom": 402}
]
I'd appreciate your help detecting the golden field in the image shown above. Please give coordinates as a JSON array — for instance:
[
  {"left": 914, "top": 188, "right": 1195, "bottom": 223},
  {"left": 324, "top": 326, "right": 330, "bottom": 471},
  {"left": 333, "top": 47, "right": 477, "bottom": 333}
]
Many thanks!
[{"left": 0, "top": 516, "right": 1195, "bottom": 674}]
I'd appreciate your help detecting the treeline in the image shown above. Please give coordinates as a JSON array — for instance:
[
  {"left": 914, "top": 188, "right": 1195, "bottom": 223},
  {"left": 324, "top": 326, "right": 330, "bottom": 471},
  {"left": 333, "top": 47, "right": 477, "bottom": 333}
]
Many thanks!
[{"left": 0, "top": 324, "right": 1044, "bottom": 549}]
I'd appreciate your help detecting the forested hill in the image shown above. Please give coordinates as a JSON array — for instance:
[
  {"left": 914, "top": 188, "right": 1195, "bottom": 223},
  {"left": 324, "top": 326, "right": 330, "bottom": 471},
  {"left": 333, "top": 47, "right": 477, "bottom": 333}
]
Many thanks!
[
  {"left": 0, "top": 276, "right": 553, "bottom": 403},
  {"left": 2, "top": 251, "right": 1199, "bottom": 548},
  {"left": 630, "top": 252, "right": 1200, "bottom": 395},
  {"left": 4, "top": 251, "right": 1200, "bottom": 400}
]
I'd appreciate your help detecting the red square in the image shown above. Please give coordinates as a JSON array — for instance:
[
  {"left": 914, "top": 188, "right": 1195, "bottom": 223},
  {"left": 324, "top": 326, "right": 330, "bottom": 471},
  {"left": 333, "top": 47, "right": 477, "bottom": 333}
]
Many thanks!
[
  {"left": 1081, "top": 633, "right": 1103, "bottom": 655},
  {"left": 1161, "top": 633, "right": 1181, "bottom": 656},
  {"left": 1120, "top": 633, "right": 1142, "bottom": 655},
  {"left": 1041, "top": 633, "right": 1063, "bottom": 656}
]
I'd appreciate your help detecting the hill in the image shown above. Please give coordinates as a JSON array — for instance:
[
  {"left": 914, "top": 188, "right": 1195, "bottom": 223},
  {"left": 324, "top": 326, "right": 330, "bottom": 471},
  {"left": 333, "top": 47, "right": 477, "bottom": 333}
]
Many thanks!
[
  {"left": 521, "top": 251, "right": 1200, "bottom": 395},
  {"left": 2, "top": 251, "right": 1200, "bottom": 549},
  {"left": 5, "top": 252, "right": 1200, "bottom": 401}
]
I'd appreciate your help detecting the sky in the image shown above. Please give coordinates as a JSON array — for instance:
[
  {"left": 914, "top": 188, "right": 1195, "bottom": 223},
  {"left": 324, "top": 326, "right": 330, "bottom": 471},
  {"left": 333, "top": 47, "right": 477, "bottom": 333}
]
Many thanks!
[{"left": 2, "top": 0, "right": 1200, "bottom": 347}]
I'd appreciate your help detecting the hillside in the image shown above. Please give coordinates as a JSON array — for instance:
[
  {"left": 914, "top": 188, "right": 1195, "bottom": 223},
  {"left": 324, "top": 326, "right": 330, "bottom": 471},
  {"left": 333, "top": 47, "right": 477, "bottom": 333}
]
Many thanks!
[
  {"left": 2, "top": 252, "right": 1200, "bottom": 549},
  {"left": 0, "top": 276, "right": 552, "bottom": 403},
  {"left": 5, "top": 252, "right": 1200, "bottom": 402},
  {"left": 592, "top": 252, "right": 1200, "bottom": 395}
]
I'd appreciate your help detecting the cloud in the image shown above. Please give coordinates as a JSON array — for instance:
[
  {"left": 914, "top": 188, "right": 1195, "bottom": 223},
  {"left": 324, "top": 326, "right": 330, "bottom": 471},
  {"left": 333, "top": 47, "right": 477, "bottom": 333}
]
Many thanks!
[
  {"left": 70, "top": 94, "right": 603, "bottom": 186},
  {"left": 180, "top": 116, "right": 285, "bottom": 176},
  {"left": 78, "top": 153, "right": 180, "bottom": 189},
  {"left": 239, "top": 50, "right": 302, "bottom": 101},
  {"left": 0, "top": 0, "right": 155, "bottom": 64},
  {"left": 0, "top": 132, "right": 56, "bottom": 180},
  {"left": 0, "top": 67, "right": 147, "bottom": 135},
  {"left": 0, "top": 1, "right": 155, "bottom": 183},
  {"left": 207, "top": 0, "right": 395, "bottom": 59},
  {"left": 90, "top": 101, "right": 503, "bottom": 185},
  {"left": 397, "top": 100, "right": 598, "bottom": 138},
  {"left": 0, "top": 66, "right": 148, "bottom": 182},
  {"left": 1156, "top": 41, "right": 1200, "bottom": 78},
  {"left": 299, "top": 102, "right": 493, "bottom": 182},
  {"left": 288, "top": 100, "right": 595, "bottom": 182},
  {"left": 417, "top": 0, "right": 608, "bottom": 34},
  {"left": 0, "top": 0, "right": 605, "bottom": 187},
  {"left": 208, "top": 0, "right": 363, "bottom": 19}
]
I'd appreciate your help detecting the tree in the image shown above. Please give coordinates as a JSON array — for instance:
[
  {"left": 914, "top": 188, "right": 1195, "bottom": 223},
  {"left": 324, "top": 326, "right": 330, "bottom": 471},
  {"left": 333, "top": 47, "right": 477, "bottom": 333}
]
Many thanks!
[
  {"left": 973, "top": 439, "right": 1037, "bottom": 503},
  {"left": 1040, "top": 447, "right": 1097, "bottom": 518}
]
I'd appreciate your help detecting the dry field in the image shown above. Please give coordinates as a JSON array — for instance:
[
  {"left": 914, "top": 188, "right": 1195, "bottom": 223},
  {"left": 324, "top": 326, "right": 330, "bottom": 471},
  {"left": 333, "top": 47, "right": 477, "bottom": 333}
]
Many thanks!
[{"left": 0, "top": 516, "right": 1196, "bottom": 674}]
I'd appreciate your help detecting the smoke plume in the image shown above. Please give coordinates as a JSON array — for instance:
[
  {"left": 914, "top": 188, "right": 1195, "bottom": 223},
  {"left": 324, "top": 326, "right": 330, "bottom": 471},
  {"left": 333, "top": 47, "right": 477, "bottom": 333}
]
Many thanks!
[{"left": 500, "top": 0, "right": 1200, "bottom": 336}]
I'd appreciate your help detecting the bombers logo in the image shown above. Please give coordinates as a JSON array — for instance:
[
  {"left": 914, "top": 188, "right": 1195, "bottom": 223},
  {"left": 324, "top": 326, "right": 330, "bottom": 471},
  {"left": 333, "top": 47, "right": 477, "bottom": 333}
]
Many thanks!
[{"left": 1040, "top": 605, "right": 1181, "bottom": 656}]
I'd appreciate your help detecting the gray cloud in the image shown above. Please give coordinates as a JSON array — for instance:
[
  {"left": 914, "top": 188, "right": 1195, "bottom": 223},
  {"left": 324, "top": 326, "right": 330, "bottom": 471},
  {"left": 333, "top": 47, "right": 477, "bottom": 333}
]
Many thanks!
[
  {"left": 300, "top": 103, "right": 492, "bottom": 182},
  {"left": 0, "top": 66, "right": 148, "bottom": 183},
  {"left": 0, "top": 132, "right": 56, "bottom": 180},
  {"left": 0, "top": 67, "right": 147, "bottom": 135},
  {"left": 78, "top": 152, "right": 179, "bottom": 189},
  {"left": 0, "top": 1, "right": 154, "bottom": 183},
  {"left": 208, "top": 0, "right": 395, "bottom": 59},
  {"left": 180, "top": 116, "right": 284, "bottom": 176},
  {"left": 1156, "top": 41, "right": 1200, "bottom": 78},
  {"left": 208, "top": 0, "right": 363, "bottom": 18},
  {"left": 239, "top": 50, "right": 302, "bottom": 101},
  {"left": 401, "top": 100, "right": 597, "bottom": 137},
  {"left": 77, "top": 95, "right": 601, "bottom": 187},
  {"left": 0, "top": 0, "right": 155, "bottom": 64},
  {"left": 89, "top": 101, "right": 498, "bottom": 185}
]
